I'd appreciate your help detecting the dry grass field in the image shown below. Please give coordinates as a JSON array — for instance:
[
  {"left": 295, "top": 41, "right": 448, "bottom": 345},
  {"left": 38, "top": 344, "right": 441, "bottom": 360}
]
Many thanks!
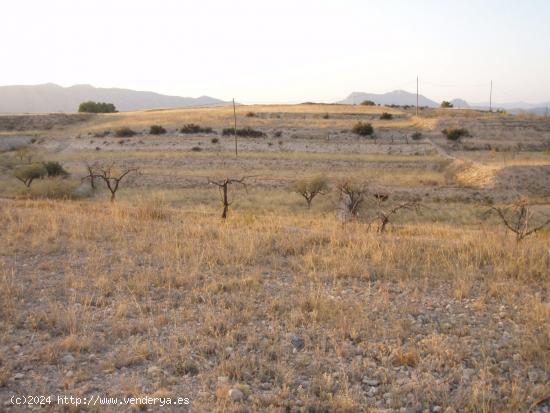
[{"left": 0, "top": 104, "right": 549, "bottom": 412}]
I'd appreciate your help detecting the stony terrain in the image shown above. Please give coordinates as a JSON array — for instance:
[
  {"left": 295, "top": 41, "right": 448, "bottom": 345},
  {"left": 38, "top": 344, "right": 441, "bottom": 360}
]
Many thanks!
[{"left": 0, "top": 105, "right": 549, "bottom": 412}]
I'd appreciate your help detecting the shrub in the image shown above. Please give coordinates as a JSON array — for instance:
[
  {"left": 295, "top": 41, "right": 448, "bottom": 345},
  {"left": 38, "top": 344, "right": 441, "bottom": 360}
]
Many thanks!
[
  {"left": 149, "top": 125, "right": 166, "bottom": 135},
  {"left": 43, "top": 161, "right": 68, "bottom": 177},
  {"left": 28, "top": 178, "right": 80, "bottom": 199},
  {"left": 442, "top": 127, "right": 470, "bottom": 141},
  {"left": 361, "top": 100, "right": 376, "bottom": 106},
  {"left": 380, "top": 112, "right": 393, "bottom": 120},
  {"left": 115, "top": 127, "right": 136, "bottom": 137},
  {"left": 94, "top": 130, "right": 110, "bottom": 138},
  {"left": 273, "top": 131, "right": 282, "bottom": 138},
  {"left": 180, "top": 124, "right": 213, "bottom": 134},
  {"left": 411, "top": 132, "right": 423, "bottom": 140},
  {"left": 246, "top": 112, "right": 255, "bottom": 117},
  {"left": 13, "top": 164, "right": 47, "bottom": 187},
  {"left": 191, "top": 146, "right": 202, "bottom": 152},
  {"left": 322, "top": 113, "right": 330, "bottom": 119},
  {"left": 78, "top": 101, "right": 117, "bottom": 113},
  {"left": 441, "top": 101, "right": 454, "bottom": 108},
  {"left": 222, "top": 127, "right": 266, "bottom": 138},
  {"left": 352, "top": 121, "right": 374, "bottom": 137},
  {"left": 211, "top": 137, "right": 219, "bottom": 144}
]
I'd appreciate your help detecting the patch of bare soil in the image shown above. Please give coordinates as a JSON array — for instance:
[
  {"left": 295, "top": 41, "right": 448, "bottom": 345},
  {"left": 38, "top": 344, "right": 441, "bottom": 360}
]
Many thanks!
[
  {"left": 493, "top": 165, "right": 550, "bottom": 197},
  {"left": 0, "top": 114, "right": 93, "bottom": 132}
]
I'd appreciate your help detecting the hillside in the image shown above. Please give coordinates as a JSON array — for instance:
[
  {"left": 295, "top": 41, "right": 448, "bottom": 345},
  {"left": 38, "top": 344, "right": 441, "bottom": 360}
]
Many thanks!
[
  {"left": 0, "top": 83, "right": 230, "bottom": 113},
  {"left": 339, "top": 90, "right": 439, "bottom": 107}
]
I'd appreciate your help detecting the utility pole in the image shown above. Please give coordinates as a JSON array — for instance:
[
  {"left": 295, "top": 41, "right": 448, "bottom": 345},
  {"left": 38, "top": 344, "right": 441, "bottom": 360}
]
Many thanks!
[
  {"left": 233, "top": 98, "right": 237, "bottom": 157},
  {"left": 489, "top": 80, "right": 493, "bottom": 112},
  {"left": 416, "top": 76, "right": 419, "bottom": 116}
]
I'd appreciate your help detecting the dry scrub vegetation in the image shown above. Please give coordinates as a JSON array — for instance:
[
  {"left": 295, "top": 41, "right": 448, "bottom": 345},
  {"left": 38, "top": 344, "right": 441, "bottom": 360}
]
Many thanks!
[
  {"left": 1, "top": 199, "right": 549, "bottom": 412},
  {"left": 0, "top": 105, "right": 549, "bottom": 412}
]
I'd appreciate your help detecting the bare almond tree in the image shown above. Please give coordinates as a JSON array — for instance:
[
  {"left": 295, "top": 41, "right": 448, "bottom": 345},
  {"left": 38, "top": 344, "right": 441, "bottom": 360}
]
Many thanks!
[
  {"left": 293, "top": 176, "right": 329, "bottom": 209},
  {"left": 489, "top": 199, "right": 550, "bottom": 242},
  {"left": 85, "top": 163, "right": 138, "bottom": 202},
  {"left": 375, "top": 199, "right": 422, "bottom": 233},
  {"left": 82, "top": 162, "right": 99, "bottom": 189},
  {"left": 208, "top": 176, "right": 249, "bottom": 219},
  {"left": 339, "top": 182, "right": 367, "bottom": 220}
]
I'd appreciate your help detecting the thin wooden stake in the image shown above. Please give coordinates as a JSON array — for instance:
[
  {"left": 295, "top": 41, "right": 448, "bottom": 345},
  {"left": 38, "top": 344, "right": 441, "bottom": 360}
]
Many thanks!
[{"left": 233, "top": 98, "right": 237, "bottom": 157}]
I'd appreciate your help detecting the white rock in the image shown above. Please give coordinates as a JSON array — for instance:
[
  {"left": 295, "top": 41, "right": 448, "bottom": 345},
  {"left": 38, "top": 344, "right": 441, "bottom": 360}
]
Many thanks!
[
  {"left": 228, "top": 388, "right": 244, "bottom": 401},
  {"left": 62, "top": 354, "right": 75, "bottom": 364},
  {"left": 362, "top": 377, "right": 380, "bottom": 386},
  {"left": 217, "top": 376, "right": 229, "bottom": 385}
]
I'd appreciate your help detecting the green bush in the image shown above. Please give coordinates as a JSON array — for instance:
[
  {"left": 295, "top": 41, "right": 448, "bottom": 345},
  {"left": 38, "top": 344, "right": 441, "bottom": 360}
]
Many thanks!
[
  {"left": 115, "top": 127, "right": 136, "bottom": 137},
  {"left": 380, "top": 112, "right": 393, "bottom": 120},
  {"left": 361, "top": 100, "right": 376, "bottom": 106},
  {"left": 246, "top": 112, "right": 255, "bottom": 117},
  {"left": 222, "top": 127, "right": 265, "bottom": 138},
  {"left": 442, "top": 127, "right": 470, "bottom": 141},
  {"left": 180, "top": 124, "right": 213, "bottom": 134},
  {"left": 78, "top": 101, "right": 117, "bottom": 113},
  {"left": 411, "top": 132, "right": 423, "bottom": 140},
  {"left": 351, "top": 122, "right": 374, "bottom": 137},
  {"left": 149, "top": 125, "right": 166, "bottom": 135},
  {"left": 191, "top": 146, "right": 202, "bottom": 152},
  {"left": 211, "top": 137, "right": 219, "bottom": 144},
  {"left": 441, "top": 101, "right": 454, "bottom": 108},
  {"left": 43, "top": 161, "right": 68, "bottom": 177}
]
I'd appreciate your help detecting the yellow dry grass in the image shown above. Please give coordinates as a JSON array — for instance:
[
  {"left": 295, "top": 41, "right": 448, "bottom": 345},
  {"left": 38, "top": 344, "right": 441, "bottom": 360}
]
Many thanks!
[
  {"left": 1, "top": 105, "right": 550, "bottom": 412},
  {"left": 445, "top": 160, "right": 499, "bottom": 188},
  {"left": 0, "top": 198, "right": 549, "bottom": 412},
  {"left": 65, "top": 104, "right": 427, "bottom": 133}
]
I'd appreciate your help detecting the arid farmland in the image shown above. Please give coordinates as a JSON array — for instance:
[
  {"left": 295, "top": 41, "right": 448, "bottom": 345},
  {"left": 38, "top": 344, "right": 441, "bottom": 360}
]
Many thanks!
[{"left": 1, "top": 104, "right": 549, "bottom": 412}]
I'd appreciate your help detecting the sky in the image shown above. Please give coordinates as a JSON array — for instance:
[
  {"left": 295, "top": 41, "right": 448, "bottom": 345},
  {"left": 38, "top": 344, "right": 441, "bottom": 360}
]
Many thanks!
[{"left": 2, "top": 0, "right": 550, "bottom": 104}]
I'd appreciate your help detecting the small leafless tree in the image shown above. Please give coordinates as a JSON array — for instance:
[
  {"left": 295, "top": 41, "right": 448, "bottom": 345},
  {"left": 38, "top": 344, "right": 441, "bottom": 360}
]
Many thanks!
[
  {"left": 293, "top": 176, "right": 329, "bottom": 209},
  {"left": 339, "top": 182, "right": 367, "bottom": 220},
  {"left": 85, "top": 163, "right": 138, "bottom": 202},
  {"left": 82, "top": 162, "right": 98, "bottom": 189},
  {"left": 208, "top": 176, "right": 249, "bottom": 219},
  {"left": 374, "top": 197, "right": 422, "bottom": 233},
  {"left": 15, "top": 147, "right": 34, "bottom": 164},
  {"left": 489, "top": 199, "right": 550, "bottom": 242}
]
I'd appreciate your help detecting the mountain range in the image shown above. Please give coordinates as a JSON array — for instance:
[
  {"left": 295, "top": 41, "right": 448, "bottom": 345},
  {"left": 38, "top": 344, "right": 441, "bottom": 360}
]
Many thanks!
[
  {"left": 338, "top": 90, "right": 550, "bottom": 114},
  {"left": 0, "top": 83, "right": 229, "bottom": 113},
  {"left": 0, "top": 83, "right": 548, "bottom": 114}
]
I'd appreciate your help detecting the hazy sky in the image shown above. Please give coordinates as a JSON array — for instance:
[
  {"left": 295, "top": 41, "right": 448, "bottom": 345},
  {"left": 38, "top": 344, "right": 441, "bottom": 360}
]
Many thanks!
[{"left": 2, "top": 0, "right": 550, "bottom": 103}]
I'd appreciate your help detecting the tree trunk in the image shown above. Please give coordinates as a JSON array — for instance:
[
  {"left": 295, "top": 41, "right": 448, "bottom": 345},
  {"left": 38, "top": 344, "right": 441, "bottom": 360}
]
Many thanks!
[
  {"left": 378, "top": 216, "right": 388, "bottom": 233},
  {"left": 221, "top": 183, "right": 228, "bottom": 219}
]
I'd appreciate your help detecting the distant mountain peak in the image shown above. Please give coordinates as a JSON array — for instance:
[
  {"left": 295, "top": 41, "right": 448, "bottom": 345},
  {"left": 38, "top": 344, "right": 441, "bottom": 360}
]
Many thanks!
[
  {"left": 0, "top": 83, "right": 231, "bottom": 113},
  {"left": 450, "top": 98, "right": 470, "bottom": 108},
  {"left": 339, "top": 90, "right": 438, "bottom": 107},
  {"left": 69, "top": 84, "right": 95, "bottom": 89}
]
